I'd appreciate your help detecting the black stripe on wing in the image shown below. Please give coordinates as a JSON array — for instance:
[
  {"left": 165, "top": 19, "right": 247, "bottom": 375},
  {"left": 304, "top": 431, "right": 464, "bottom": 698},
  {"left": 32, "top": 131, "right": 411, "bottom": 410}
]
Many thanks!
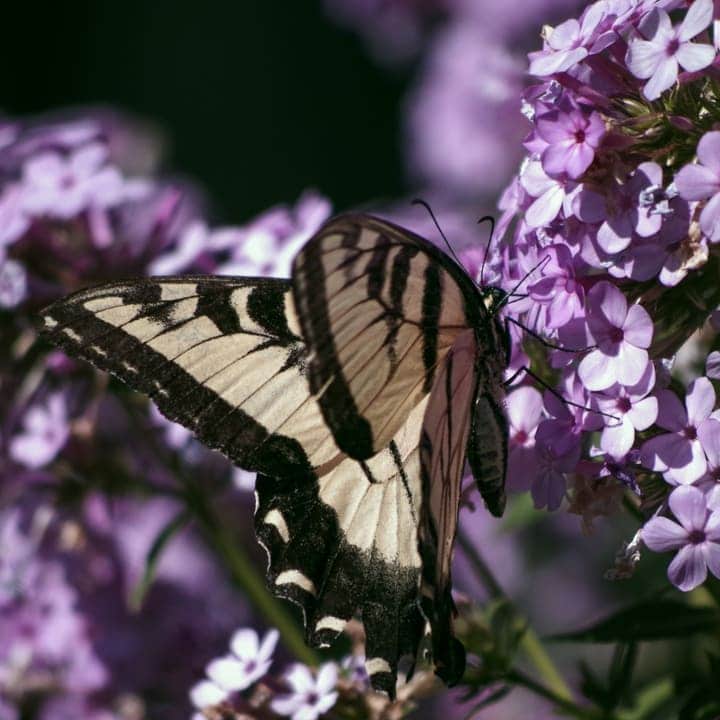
[
  {"left": 40, "top": 277, "right": 314, "bottom": 478},
  {"left": 292, "top": 213, "right": 483, "bottom": 462}
]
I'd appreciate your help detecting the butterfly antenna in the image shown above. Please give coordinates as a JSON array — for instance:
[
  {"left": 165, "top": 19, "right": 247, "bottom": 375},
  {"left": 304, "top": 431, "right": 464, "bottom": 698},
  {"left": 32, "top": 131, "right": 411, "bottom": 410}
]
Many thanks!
[
  {"left": 477, "top": 215, "right": 495, "bottom": 287},
  {"left": 495, "top": 255, "right": 551, "bottom": 314},
  {"left": 411, "top": 198, "right": 464, "bottom": 269}
]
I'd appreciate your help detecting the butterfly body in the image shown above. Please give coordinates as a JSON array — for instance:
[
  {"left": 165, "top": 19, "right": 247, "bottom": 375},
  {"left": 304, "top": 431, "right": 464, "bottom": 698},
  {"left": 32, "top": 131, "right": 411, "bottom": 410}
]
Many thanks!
[{"left": 40, "top": 213, "right": 510, "bottom": 698}]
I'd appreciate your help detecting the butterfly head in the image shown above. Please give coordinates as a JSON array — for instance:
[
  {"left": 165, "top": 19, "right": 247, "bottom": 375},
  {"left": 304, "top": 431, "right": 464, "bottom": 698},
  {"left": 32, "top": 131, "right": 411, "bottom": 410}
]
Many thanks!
[{"left": 479, "top": 286, "right": 507, "bottom": 315}]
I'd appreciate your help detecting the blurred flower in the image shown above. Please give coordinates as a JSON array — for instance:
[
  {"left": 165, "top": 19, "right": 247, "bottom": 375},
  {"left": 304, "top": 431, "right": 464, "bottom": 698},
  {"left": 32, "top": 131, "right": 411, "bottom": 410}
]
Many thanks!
[
  {"left": 9, "top": 394, "right": 70, "bottom": 470},
  {"left": 206, "top": 628, "right": 279, "bottom": 693},
  {"left": 271, "top": 663, "right": 339, "bottom": 720},
  {"left": 642, "top": 485, "right": 720, "bottom": 591},
  {"left": 0, "top": 259, "right": 27, "bottom": 308}
]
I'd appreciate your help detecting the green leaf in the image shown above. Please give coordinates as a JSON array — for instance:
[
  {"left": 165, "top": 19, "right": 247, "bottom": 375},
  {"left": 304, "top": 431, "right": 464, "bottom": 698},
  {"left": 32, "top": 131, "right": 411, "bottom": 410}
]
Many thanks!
[
  {"left": 549, "top": 600, "right": 720, "bottom": 643},
  {"left": 129, "top": 509, "right": 192, "bottom": 612}
]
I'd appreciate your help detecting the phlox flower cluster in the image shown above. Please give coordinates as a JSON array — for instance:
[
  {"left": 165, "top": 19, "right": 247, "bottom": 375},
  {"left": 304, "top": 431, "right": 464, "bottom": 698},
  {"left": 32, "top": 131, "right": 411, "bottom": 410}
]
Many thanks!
[
  {"left": 0, "top": 109, "right": 330, "bottom": 719},
  {"left": 485, "top": 0, "right": 720, "bottom": 591}
]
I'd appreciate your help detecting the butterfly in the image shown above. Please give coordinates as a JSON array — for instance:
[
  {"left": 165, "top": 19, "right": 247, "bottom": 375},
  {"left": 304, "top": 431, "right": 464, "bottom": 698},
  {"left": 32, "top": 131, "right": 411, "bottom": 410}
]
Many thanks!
[{"left": 40, "top": 213, "right": 511, "bottom": 698}]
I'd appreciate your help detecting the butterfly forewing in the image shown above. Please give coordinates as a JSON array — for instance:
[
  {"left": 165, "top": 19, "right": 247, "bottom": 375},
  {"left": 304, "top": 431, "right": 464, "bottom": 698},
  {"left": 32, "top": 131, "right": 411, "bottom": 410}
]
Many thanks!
[{"left": 291, "top": 214, "right": 482, "bottom": 460}]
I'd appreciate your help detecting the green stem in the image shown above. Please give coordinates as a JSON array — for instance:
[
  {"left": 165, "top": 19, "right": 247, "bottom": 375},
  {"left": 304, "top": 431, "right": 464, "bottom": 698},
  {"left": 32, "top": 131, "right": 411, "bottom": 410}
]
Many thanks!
[
  {"left": 457, "top": 530, "right": 574, "bottom": 702},
  {"left": 186, "top": 484, "right": 318, "bottom": 667}
]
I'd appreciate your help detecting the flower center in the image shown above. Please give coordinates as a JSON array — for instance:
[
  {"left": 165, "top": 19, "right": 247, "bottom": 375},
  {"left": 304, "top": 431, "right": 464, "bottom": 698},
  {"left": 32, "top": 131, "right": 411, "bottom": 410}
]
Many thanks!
[
  {"left": 514, "top": 429, "right": 528, "bottom": 444},
  {"left": 609, "top": 326, "right": 624, "bottom": 343},
  {"left": 688, "top": 529, "right": 706, "bottom": 545},
  {"left": 683, "top": 425, "right": 697, "bottom": 440},
  {"left": 307, "top": 692, "right": 319, "bottom": 705},
  {"left": 666, "top": 38, "right": 680, "bottom": 56},
  {"left": 616, "top": 397, "right": 631, "bottom": 413},
  {"left": 574, "top": 128, "right": 586, "bottom": 144}
]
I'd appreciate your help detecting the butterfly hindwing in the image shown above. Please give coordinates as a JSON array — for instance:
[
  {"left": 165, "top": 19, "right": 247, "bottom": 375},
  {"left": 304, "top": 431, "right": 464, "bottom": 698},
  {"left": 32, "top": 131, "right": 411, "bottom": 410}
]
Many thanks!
[{"left": 292, "top": 213, "right": 482, "bottom": 460}]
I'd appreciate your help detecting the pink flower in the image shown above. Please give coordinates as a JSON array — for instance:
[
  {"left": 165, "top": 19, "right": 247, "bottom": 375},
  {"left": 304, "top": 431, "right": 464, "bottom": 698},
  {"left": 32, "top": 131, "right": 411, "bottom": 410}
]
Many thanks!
[
  {"left": 578, "top": 281, "right": 653, "bottom": 391},
  {"left": 642, "top": 485, "right": 720, "bottom": 591},
  {"left": 536, "top": 101, "right": 605, "bottom": 179},
  {"left": 626, "top": 0, "right": 715, "bottom": 101},
  {"left": 529, "top": 2, "right": 615, "bottom": 76},
  {"left": 675, "top": 130, "right": 720, "bottom": 242},
  {"left": 641, "top": 377, "right": 717, "bottom": 485}
]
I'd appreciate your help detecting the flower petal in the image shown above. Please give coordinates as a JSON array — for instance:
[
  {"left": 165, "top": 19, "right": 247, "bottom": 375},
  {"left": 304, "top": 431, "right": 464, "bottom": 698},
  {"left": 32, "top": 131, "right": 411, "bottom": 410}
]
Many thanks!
[
  {"left": 526, "top": 184, "right": 565, "bottom": 228},
  {"left": 578, "top": 349, "right": 617, "bottom": 391},
  {"left": 622, "top": 303, "right": 653, "bottom": 348},
  {"left": 678, "top": 0, "right": 713, "bottom": 42},
  {"left": 600, "top": 416, "right": 635, "bottom": 457},
  {"left": 668, "top": 544, "right": 707, "bottom": 591},
  {"left": 686, "top": 377, "right": 716, "bottom": 425},
  {"left": 207, "top": 656, "right": 253, "bottom": 692},
  {"left": 676, "top": 41, "right": 716, "bottom": 71},
  {"left": 675, "top": 163, "right": 720, "bottom": 201},
  {"left": 655, "top": 389, "right": 687, "bottom": 432},
  {"left": 230, "top": 628, "right": 259, "bottom": 661},
  {"left": 642, "top": 516, "right": 688, "bottom": 551},
  {"left": 669, "top": 484, "right": 708, "bottom": 531},
  {"left": 189, "top": 680, "right": 227, "bottom": 709},
  {"left": 702, "top": 540, "right": 720, "bottom": 579},
  {"left": 258, "top": 628, "right": 280, "bottom": 662},
  {"left": 698, "top": 418, "right": 720, "bottom": 467},
  {"left": 626, "top": 38, "right": 663, "bottom": 79},
  {"left": 664, "top": 439, "right": 707, "bottom": 485},
  {"left": 316, "top": 662, "right": 339, "bottom": 694},
  {"left": 616, "top": 343, "right": 649, "bottom": 387},
  {"left": 643, "top": 57, "right": 679, "bottom": 100},
  {"left": 627, "top": 395, "right": 658, "bottom": 431},
  {"left": 697, "top": 131, "right": 720, "bottom": 174},
  {"left": 699, "top": 192, "right": 720, "bottom": 242}
]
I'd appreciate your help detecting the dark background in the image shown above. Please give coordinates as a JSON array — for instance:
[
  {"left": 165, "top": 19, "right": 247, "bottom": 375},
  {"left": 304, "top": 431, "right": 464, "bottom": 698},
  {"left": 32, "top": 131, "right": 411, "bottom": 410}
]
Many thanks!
[{"left": 4, "top": 1, "right": 407, "bottom": 222}]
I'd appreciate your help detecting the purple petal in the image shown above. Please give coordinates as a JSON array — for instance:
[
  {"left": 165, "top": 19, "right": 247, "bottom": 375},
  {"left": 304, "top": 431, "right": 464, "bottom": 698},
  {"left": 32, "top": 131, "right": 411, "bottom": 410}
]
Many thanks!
[
  {"left": 655, "top": 389, "right": 688, "bottom": 431},
  {"left": 573, "top": 187, "right": 606, "bottom": 222},
  {"left": 676, "top": 41, "right": 716, "bottom": 71},
  {"left": 706, "top": 510, "right": 720, "bottom": 538},
  {"left": 600, "top": 416, "right": 635, "bottom": 457},
  {"left": 622, "top": 303, "right": 653, "bottom": 348},
  {"left": 507, "top": 446, "right": 536, "bottom": 492},
  {"left": 698, "top": 419, "right": 720, "bottom": 467},
  {"left": 627, "top": 395, "right": 659, "bottom": 431},
  {"left": 548, "top": 19, "right": 580, "bottom": 50},
  {"left": 669, "top": 485, "right": 708, "bottom": 531},
  {"left": 702, "top": 540, "right": 720, "bottom": 579},
  {"left": 506, "top": 386, "right": 543, "bottom": 432},
  {"left": 675, "top": 163, "right": 720, "bottom": 201},
  {"left": 640, "top": 433, "right": 687, "bottom": 474},
  {"left": 706, "top": 351, "right": 720, "bottom": 380},
  {"left": 642, "top": 516, "right": 688, "bottom": 551},
  {"left": 668, "top": 544, "right": 707, "bottom": 591},
  {"left": 696, "top": 131, "right": 720, "bottom": 174},
  {"left": 626, "top": 38, "right": 663, "bottom": 79},
  {"left": 526, "top": 184, "right": 565, "bottom": 228},
  {"left": 616, "top": 343, "right": 649, "bottom": 387},
  {"left": 530, "top": 47, "right": 587, "bottom": 76},
  {"left": 591, "top": 281, "right": 627, "bottom": 328},
  {"left": 531, "top": 468, "right": 566, "bottom": 511},
  {"left": 316, "top": 662, "right": 339, "bottom": 694},
  {"left": 665, "top": 440, "right": 707, "bottom": 485},
  {"left": 597, "top": 217, "right": 633, "bottom": 253},
  {"left": 678, "top": 0, "right": 713, "bottom": 42},
  {"left": 686, "top": 377, "right": 716, "bottom": 425},
  {"left": 578, "top": 349, "right": 618, "bottom": 391},
  {"left": 643, "top": 57, "right": 679, "bottom": 100},
  {"left": 699, "top": 192, "right": 720, "bottom": 242}
]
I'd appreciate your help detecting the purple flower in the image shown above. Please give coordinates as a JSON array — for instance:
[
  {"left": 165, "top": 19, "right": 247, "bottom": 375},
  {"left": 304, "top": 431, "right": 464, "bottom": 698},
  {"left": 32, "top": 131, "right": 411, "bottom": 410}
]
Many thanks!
[
  {"left": 626, "top": 0, "right": 715, "bottom": 100},
  {"left": 641, "top": 377, "right": 717, "bottom": 485},
  {"left": 9, "top": 394, "right": 70, "bottom": 469},
  {"left": 0, "top": 259, "right": 27, "bottom": 308},
  {"left": 642, "top": 485, "right": 720, "bottom": 591},
  {"left": 578, "top": 281, "right": 653, "bottom": 391},
  {"left": 596, "top": 162, "right": 665, "bottom": 253},
  {"left": 531, "top": 421, "right": 581, "bottom": 510},
  {"left": 529, "top": 2, "right": 614, "bottom": 76},
  {"left": 526, "top": 243, "right": 584, "bottom": 329},
  {"left": 536, "top": 101, "right": 605, "bottom": 179},
  {"left": 21, "top": 142, "right": 146, "bottom": 220},
  {"left": 271, "top": 662, "right": 339, "bottom": 720},
  {"left": 0, "top": 185, "right": 29, "bottom": 248},
  {"left": 675, "top": 130, "right": 720, "bottom": 242},
  {"left": 505, "top": 385, "right": 544, "bottom": 492},
  {"left": 596, "top": 363, "right": 658, "bottom": 457}
]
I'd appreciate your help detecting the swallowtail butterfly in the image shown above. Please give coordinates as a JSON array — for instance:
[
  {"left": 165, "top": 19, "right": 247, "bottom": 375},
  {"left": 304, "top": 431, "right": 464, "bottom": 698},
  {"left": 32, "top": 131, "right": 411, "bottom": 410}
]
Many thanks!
[{"left": 40, "top": 213, "right": 510, "bottom": 698}]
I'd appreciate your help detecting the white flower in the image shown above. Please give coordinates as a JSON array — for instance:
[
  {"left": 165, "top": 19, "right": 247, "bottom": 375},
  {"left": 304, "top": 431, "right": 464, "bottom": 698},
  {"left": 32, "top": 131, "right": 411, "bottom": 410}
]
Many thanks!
[
  {"left": 189, "top": 679, "right": 227, "bottom": 710},
  {"left": 206, "top": 628, "right": 279, "bottom": 692},
  {"left": 271, "top": 662, "right": 339, "bottom": 720},
  {"left": 626, "top": 0, "right": 716, "bottom": 100}
]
